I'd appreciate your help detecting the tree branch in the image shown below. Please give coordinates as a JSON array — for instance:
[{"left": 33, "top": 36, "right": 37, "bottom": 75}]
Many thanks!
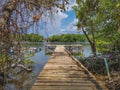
[
  {"left": 81, "top": 27, "right": 93, "bottom": 45},
  {"left": 11, "top": 58, "right": 32, "bottom": 72},
  {"left": 16, "top": 64, "right": 32, "bottom": 72}
]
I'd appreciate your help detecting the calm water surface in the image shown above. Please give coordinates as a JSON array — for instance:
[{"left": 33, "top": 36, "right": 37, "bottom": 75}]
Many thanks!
[{"left": 4, "top": 42, "right": 91, "bottom": 90}]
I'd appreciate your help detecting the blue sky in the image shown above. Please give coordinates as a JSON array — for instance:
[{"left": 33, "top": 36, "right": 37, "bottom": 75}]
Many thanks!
[
  {"left": 29, "top": 0, "right": 79, "bottom": 38},
  {"left": 61, "top": 10, "right": 76, "bottom": 29}
]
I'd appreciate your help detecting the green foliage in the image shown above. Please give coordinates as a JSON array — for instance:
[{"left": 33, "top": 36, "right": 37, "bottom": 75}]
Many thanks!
[
  {"left": 74, "top": 0, "right": 120, "bottom": 55},
  {"left": 96, "top": 40, "right": 112, "bottom": 54},
  {"left": 21, "top": 33, "right": 43, "bottom": 42},
  {"left": 48, "top": 34, "right": 87, "bottom": 42},
  {"left": 95, "top": 0, "right": 120, "bottom": 53},
  {"left": 73, "top": 0, "right": 100, "bottom": 56},
  {"left": 23, "top": 52, "right": 35, "bottom": 65},
  {"left": 0, "top": 55, "right": 9, "bottom": 67},
  {"left": 23, "top": 59, "right": 35, "bottom": 66},
  {"left": 96, "top": 32, "right": 120, "bottom": 54}
]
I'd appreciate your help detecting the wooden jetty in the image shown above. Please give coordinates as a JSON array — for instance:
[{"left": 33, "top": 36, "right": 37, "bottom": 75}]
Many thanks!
[
  {"left": 32, "top": 45, "right": 107, "bottom": 90},
  {"left": 45, "top": 44, "right": 84, "bottom": 54}
]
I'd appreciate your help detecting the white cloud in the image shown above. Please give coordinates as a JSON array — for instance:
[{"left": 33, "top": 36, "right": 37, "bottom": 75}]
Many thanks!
[
  {"left": 38, "top": 0, "right": 78, "bottom": 37},
  {"left": 66, "top": 18, "right": 78, "bottom": 30},
  {"left": 51, "top": 9, "right": 68, "bottom": 29},
  {"left": 60, "top": 18, "right": 80, "bottom": 34},
  {"left": 39, "top": 8, "right": 68, "bottom": 36}
]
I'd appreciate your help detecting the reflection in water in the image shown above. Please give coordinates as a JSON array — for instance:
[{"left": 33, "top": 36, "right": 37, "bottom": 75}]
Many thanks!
[
  {"left": 83, "top": 44, "right": 92, "bottom": 57},
  {"left": 2, "top": 65, "right": 30, "bottom": 90},
  {"left": 30, "top": 48, "right": 50, "bottom": 86},
  {"left": 5, "top": 72, "right": 32, "bottom": 90},
  {"left": 3, "top": 42, "right": 91, "bottom": 90},
  {"left": 4, "top": 45, "right": 50, "bottom": 90}
]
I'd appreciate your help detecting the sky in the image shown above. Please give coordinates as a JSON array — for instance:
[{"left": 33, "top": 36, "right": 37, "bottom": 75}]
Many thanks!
[{"left": 31, "top": 0, "right": 79, "bottom": 38}]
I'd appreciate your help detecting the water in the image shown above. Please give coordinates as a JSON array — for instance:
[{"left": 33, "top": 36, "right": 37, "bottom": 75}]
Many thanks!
[
  {"left": 4, "top": 44, "right": 50, "bottom": 90},
  {"left": 4, "top": 42, "right": 91, "bottom": 90},
  {"left": 46, "top": 42, "right": 92, "bottom": 57},
  {"left": 83, "top": 44, "right": 92, "bottom": 57},
  {"left": 30, "top": 48, "right": 50, "bottom": 83}
]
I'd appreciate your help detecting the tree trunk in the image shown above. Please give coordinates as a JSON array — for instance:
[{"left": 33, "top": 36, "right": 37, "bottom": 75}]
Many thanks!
[
  {"left": 81, "top": 27, "right": 97, "bottom": 57},
  {"left": 91, "top": 43, "right": 97, "bottom": 57},
  {"left": 91, "top": 21, "right": 97, "bottom": 57}
]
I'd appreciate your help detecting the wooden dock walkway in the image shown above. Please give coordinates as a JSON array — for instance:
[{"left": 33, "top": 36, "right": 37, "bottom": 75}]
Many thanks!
[
  {"left": 31, "top": 45, "right": 107, "bottom": 90},
  {"left": 45, "top": 44, "right": 83, "bottom": 47},
  {"left": 44, "top": 44, "right": 84, "bottom": 54}
]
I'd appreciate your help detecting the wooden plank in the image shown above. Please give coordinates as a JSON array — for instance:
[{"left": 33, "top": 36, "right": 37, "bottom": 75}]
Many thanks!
[
  {"left": 37, "top": 77, "right": 92, "bottom": 81},
  {"left": 32, "top": 86, "right": 94, "bottom": 90},
  {"left": 43, "top": 66, "right": 81, "bottom": 70},
  {"left": 35, "top": 80, "right": 92, "bottom": 83},
  {"left": 38, "top": 75, "right": 88, "bottom": 78},
  {"left": 33, "top": 82, "right": 95, "bottom": 86},
  {"left": 40, "top": 71, "right": 85, "bottom": 75}
]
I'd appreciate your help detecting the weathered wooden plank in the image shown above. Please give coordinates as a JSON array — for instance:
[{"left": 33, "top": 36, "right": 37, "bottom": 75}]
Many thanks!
[
  {"left": 40, "top": 71, "right": 85, "bottom": 75},
  {"left": 43, "top": 66, "right": 81, "bottom": 70},
  {"left": 37, "top": 75, "right": 88, "bottom": 79},
  {"left": 34, "top": 82, "right": 96, "bottom": 86},
  {"left": 44, "top": 64, "right": 78, "bottom": 66},
  {"left": 35, "top": 80, "right": 92, "bottom": 83},
  {"left": 44, "top": 65, "right": 78, "bottom": 68},
  {"left": 32, "top": 86, "right": 95, "bottom": 90},
  {"left": 40, "top": 69, "right": 84, "bottom": 73},
  {"left": 37, "top": 77, "right": 92, "bottom": 81}
]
